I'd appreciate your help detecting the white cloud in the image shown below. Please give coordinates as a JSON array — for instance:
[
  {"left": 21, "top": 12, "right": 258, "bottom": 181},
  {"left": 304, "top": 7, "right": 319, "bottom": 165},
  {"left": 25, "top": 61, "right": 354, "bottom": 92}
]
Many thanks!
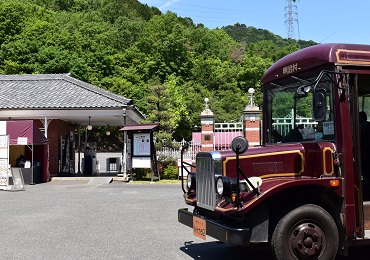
[{"left": 159, "top": 0, "right": 180, "bottom": 10}]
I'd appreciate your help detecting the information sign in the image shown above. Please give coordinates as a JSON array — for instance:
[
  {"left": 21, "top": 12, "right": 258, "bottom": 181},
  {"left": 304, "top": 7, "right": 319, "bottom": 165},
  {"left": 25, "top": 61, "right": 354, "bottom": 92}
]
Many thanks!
[
  {"left": 0, "top": 135, "right": 9, "bottom": 189},
  {"left": 133, "top": 133, "right": 151, "bottom": 156}
]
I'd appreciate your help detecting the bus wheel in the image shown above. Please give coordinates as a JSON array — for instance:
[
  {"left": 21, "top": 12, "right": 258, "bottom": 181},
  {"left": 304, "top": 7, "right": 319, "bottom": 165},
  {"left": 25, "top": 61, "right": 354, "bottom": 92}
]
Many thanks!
[{"left": 271, "top": 204, "right": 339, "bottom": 260}]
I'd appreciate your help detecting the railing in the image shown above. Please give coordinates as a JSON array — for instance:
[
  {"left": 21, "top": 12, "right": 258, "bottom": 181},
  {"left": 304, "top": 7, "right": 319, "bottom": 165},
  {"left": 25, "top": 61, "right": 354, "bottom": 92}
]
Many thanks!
[
  {"left": 157, "top": 116, "right": 317, "bottom": 161},
  {"left": 272, "top": 117, "right": 317, "bottom": 136},
  {"left": 156, "top": 139, "right": 201, "bottom": 161},
  {"left": 214, "top": 121, "right": 243, "bottom": 151}
]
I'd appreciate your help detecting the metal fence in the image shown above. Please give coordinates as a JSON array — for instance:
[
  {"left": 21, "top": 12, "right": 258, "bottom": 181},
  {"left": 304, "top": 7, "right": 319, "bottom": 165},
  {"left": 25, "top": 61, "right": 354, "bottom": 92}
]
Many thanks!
[
  {"left": 272, "top": 117, "right": 317, "bottom": 136},
  {"left": 214, "top": 121, "right": 243, "bottom": 151},
  {"left": 157, "top": 116, "right": 317, "bottom": 161},
  {"left": 156, "top": 139, "right": 201, "bottom": 161}
]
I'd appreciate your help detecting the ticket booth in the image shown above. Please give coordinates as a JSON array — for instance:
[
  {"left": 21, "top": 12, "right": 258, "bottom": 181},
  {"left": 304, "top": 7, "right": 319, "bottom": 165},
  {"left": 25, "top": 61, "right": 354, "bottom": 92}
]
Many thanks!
[{"left": 0, "top": 120, "right": 49, "bottom": 186}]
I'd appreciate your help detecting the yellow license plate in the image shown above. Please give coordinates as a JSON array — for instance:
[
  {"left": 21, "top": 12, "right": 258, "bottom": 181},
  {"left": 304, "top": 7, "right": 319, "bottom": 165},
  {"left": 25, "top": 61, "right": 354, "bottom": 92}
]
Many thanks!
[{"left": 193, "top": 216, "right": 206, "bottom": 240}]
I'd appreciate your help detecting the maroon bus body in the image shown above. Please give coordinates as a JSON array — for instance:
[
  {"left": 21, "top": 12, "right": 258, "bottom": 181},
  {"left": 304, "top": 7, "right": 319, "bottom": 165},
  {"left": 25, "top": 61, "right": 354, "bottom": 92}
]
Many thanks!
[
  {"left": 178, "top": 44, "right": 370, "bottom": 259},
  {"left": 262, "top": 43, "right": 370, "bottom": 241}
]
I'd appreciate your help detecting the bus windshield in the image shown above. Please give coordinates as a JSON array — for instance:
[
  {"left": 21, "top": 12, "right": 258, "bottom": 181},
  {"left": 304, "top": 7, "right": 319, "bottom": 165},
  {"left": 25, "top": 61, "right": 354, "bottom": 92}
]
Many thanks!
[{"left": 266, "top": 76, "right": 335, "bottom": 144}]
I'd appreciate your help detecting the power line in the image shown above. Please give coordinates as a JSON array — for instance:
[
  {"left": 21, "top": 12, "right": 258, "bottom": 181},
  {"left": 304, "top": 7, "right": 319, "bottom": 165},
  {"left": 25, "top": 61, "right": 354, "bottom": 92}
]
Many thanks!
[
  {"left": 155, "top": 3, "right": 277, "bottom": 25},
  {"left": 140, "top": 0, "right": 284, "bottom": 34},
  {"left": 153, "top": 0, "right": 269, "bottom": 13},
  {"left": 162, "top": 6, "right": 266, "bottom": 14}
]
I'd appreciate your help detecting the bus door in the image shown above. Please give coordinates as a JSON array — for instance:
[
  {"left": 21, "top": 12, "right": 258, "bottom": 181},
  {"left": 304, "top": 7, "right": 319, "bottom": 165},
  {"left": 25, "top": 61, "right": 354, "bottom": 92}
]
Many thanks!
[{"left": 349, "top": 72, "right": 370, "bottom": 237}]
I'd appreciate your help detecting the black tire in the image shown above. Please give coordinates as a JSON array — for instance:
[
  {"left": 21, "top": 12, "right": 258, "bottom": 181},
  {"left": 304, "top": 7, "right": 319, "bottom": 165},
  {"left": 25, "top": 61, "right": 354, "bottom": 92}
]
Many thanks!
[{"left": 271, "top": 204, "right": 339, "bottom": 260}]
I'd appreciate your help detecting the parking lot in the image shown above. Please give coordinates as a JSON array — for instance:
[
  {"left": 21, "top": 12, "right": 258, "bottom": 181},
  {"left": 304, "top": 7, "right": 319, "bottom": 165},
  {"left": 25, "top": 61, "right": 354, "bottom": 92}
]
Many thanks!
[{"left": 1, "top": 180, "right": 370, "bottom": 259}]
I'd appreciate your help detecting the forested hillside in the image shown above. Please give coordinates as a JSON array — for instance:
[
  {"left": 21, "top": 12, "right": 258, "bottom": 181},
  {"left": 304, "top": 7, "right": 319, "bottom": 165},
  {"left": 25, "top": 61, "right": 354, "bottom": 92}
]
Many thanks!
[{"left": 0, "top": 0, "right": 316, "bottom": 143}]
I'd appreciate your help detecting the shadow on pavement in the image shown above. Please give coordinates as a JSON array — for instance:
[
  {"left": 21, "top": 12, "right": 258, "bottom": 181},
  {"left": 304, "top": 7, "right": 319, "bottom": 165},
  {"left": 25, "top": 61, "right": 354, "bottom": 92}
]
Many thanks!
[
  {"left": 180, "top": 240, "right": 370, "bottom": 260},
  {"left": 180, "top": 241, "right": 273, "bottom": 260}
]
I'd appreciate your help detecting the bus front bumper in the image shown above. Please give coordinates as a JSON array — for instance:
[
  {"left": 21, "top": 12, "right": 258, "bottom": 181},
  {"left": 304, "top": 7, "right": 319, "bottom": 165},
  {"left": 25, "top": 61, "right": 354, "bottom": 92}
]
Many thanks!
[{"left": 178, "top": 208, "right": 251, "bottom": 246}]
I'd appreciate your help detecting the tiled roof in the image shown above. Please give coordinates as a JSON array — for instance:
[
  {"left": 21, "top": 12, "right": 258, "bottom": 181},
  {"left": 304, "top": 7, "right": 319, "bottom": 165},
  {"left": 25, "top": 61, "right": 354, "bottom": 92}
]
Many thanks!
[{"left": 0, "top": 74, "right": 133, "bottom": 109}]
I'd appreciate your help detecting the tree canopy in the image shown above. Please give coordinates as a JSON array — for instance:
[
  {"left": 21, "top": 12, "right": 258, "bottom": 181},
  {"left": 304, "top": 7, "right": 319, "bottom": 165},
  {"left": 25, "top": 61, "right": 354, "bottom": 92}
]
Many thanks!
[{"left": 0, "top": 0, "right": 315, "bottom": 142}]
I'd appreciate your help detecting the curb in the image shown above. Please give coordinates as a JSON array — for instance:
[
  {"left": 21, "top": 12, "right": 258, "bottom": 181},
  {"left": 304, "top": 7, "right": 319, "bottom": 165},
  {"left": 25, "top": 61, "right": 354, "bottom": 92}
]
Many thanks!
[{"left": 51, "top": 176, "right": 127, "bottom": 182}]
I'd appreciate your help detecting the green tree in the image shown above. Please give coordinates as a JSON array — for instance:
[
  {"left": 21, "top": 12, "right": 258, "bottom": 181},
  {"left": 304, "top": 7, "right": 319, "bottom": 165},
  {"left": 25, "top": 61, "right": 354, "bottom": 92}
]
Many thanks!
[
  {"left": 143, "top": 81, "right": 179, "bottom": 149},
  {"left": 135, "top": 12, "right": 192, "bottom": 82},
  {"left": 189, "top": 27, "right": 236, "bottom": 60},
  {"left": 0, "top": 0, "right": 315, "bottom": 147},
  {"left": 164, "top": 74, "right": 190, "bottom": 141},
  {"left": 0, "top": 1, "right": 38, "bottom": 45}
]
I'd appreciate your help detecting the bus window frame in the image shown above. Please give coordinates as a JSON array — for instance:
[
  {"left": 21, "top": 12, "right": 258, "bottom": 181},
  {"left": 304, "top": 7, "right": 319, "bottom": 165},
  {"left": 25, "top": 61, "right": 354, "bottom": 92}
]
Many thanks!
[{"left": 264, "top": 70, "right": 339, "bottom": 145}]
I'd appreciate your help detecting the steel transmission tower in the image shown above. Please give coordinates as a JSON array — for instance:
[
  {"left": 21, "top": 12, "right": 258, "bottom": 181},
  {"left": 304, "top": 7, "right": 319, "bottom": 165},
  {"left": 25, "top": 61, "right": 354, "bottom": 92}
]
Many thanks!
[{"left": 284, "top": 0, "right": 300, "bottom": 40}]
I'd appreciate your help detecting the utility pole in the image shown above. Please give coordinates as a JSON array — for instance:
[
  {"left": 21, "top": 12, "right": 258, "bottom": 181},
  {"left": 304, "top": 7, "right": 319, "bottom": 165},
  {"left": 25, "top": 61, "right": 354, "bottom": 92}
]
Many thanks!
[{"left": 284, "top": 0, "right": 300, "bottom": 40}]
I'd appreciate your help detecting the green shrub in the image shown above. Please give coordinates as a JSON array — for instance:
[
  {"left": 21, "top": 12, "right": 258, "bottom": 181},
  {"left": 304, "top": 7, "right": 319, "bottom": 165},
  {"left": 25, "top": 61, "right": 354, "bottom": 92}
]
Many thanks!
[
  {"left": 157, "top": 156, "right": 177, "bottom": 179},
  {"left": 162, "top": 164, "right": 178, "bottom": 180}
]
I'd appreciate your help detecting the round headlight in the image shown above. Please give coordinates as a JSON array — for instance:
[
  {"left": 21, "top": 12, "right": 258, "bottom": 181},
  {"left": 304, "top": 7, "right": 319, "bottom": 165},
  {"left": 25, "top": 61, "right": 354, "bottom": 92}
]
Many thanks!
[
  {"left": 187, "top": 173, "right": 192, "bottom": 188},
  {"left": 216, "top": 177, "right": 224, "bottom": 195},
  {"left": 186, "top": 173, "right": 196, "bottom": 190}
]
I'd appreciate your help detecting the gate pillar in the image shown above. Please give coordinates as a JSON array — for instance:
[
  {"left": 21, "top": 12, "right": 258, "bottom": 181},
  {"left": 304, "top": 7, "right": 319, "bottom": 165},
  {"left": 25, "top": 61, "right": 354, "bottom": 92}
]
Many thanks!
[
  {"left": 200, "top": 98, "right": 214, "bottom": 152},
  {"left": 243, "top": 88, "right": 262, "bottom": 147}
]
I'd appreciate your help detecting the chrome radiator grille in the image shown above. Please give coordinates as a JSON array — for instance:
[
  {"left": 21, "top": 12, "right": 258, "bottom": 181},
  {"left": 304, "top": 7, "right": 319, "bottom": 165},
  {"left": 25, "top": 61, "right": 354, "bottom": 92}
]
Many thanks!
[{"left": 196, "top": 152, "right": 221, "bottom": 211}]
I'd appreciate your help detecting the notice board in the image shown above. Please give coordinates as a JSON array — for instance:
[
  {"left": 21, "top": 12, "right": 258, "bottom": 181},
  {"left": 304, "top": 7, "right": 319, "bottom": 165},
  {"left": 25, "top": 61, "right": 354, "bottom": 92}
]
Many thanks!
[{"left": 0, "top": 135, "right": 9, "bottom": 188}]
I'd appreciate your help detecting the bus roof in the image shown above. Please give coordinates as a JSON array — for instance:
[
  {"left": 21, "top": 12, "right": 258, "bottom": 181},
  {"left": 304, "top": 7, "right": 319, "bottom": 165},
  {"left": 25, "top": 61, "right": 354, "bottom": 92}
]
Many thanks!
[{"left": 261, "top": 43, "right": 370, "bottom": 84}]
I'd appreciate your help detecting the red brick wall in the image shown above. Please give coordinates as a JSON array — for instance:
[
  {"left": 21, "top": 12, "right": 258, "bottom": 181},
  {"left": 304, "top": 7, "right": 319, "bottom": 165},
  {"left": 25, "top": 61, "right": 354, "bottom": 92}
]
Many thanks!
[
  {"left": 244, "top": 119, "right": 260, "bottom": 147},
  {"left": 201, "top": 123, "right": 214, "bottom": 152}
]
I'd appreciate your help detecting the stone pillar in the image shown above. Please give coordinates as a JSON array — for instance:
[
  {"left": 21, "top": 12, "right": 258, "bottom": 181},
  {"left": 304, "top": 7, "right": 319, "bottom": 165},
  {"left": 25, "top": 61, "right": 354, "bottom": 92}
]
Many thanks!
[
  {"left": 200, "top": 98, "right": 214, "bottom": 152},
  {"left": 243, "top": 88, "right": 262, "bottom": 147}
]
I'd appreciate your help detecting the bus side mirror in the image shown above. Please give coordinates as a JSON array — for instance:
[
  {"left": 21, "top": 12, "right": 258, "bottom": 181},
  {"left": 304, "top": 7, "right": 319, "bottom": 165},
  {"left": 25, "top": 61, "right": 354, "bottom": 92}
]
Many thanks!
[{"left": 313, "top": 89, "right": 326, "bottom": 121}]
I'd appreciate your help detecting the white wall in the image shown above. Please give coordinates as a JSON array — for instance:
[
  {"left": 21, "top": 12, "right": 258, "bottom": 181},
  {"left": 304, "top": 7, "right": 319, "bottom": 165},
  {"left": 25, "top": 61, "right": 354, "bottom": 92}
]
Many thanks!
[{"left": 74, "top": 152, "right": 122, "bottom": 174}]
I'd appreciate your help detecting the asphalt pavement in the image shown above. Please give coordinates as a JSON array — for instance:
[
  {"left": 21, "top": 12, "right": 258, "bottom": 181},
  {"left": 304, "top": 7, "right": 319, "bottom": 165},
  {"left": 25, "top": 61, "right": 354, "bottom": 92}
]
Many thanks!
[{"left": 0, "top": 180, "right": 369, "bottom": 259}]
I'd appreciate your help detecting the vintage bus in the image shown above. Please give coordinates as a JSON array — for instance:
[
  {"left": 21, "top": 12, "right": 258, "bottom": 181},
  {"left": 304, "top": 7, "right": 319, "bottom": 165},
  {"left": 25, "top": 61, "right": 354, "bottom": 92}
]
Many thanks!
[{"left": 178, "top": 43, "right": 370, "bottom": 259}]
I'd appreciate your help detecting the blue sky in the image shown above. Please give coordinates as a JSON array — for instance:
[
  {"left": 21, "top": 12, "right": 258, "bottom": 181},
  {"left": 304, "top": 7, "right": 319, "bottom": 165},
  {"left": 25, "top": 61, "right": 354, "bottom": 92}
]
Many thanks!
[{"left": 138, "top": 0, "right": 370, "bottom": 44}]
